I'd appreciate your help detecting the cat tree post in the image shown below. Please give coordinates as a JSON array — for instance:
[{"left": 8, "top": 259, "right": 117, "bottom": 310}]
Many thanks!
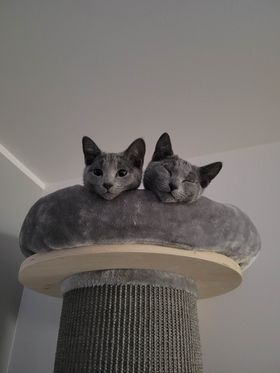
[
  {"left": 56, "top": 270, "right": 202, "bottom": 372},
  {"left": 19, "top": 244, "right": 242, "bottom": 373}
]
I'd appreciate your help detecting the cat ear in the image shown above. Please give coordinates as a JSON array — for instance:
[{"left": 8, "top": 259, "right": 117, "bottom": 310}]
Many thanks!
[
  {"left": 124, "top": 138, "right": 146, "bottom": 168},
  {"left": 199, "top": 162, "right": 223, "bottom": 188},
  {"left": 82, "top": 136, "right": 101, "bottom": 165},
  {"left": 152, "top": 133, "right": 174, "bottom": 161}
]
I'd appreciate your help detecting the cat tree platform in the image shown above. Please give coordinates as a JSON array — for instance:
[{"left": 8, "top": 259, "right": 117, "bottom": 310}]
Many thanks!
[
  {"left": 19, "top": 244, "right": 242, "bottom": 299},
  {"left": 18, "top": 187, "right": 261, "bottom": 373}
]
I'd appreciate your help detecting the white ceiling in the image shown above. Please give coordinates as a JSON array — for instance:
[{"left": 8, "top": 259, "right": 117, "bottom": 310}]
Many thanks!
[{"left": 1, "top": 0, "right": 280, "bottom": 184}]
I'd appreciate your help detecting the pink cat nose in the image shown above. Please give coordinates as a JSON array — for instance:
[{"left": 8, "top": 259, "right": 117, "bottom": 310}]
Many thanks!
[
  {"left": 169, "top": 183, "right": 177, "bottom": 191},
  {"left": 103, "top": 183, "right": 113, "bottom": 190}
]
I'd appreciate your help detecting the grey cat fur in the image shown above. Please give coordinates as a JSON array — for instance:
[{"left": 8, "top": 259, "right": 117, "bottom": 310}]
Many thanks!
[
  {"left": 19, "top": 185, "right": 261, "bottom": 270},
  {"left": 144, "top": 133, "right": 222, "bottom": 203},
  {"left": 83, "top": 136, "right": 146, "bottom": 200}
]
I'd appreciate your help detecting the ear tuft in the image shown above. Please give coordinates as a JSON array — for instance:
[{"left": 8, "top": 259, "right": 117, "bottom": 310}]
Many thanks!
[
  {"left": 82, "top": 136, "right": 101, "bottom": 165},
  {"left": 152, "top": 133, "right": 173, "bottom": 161},
  {"left": 199, "top": 162, "right": 223, "bottom": 188}
]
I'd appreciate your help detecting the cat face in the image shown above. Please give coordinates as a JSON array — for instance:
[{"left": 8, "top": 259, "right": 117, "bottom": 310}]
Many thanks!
[
  {"left": 82, "top": 136, "right": 146, "bottom": 200},
  {"left": 144, "top": 133, "right": 222, "bottom": 203}
]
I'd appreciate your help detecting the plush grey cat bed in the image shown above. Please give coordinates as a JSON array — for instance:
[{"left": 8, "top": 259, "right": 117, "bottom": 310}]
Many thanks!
[{"left": 19, "top": 185, "right": 261, "bottom": 270}]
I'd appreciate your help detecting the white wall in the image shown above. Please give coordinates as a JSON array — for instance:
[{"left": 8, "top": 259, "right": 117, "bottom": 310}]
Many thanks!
[
  {"left": 0, "top": 154, "right": 42, "bottom": 373},
  {"left": 8, "top": 142, "right": 280, "bottom": 373},
  {"left": 192, "top": 142, "right": 280, "bottom": 373}
]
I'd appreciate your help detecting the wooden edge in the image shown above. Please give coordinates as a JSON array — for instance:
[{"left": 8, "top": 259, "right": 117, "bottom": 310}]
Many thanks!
[{"left": 19, "top": 244, "right": 242, "bottom": 299}]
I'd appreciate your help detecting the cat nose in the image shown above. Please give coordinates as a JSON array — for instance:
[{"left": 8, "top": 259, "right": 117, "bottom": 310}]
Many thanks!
[
  {"left": 103, "top": 183, "right": 113, "bottom": 190},
  {"left": 169, "top": 183, "right": 177, "bottom": 191}
]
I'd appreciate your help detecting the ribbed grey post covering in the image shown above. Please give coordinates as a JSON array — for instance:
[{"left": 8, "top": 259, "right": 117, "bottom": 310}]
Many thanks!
[{"left": 54, "top": 269, "right": 203, "bottom": 373}]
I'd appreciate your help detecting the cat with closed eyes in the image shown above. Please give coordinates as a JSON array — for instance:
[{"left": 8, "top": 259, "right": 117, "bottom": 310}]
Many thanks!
[
  {"left": 144, "top": 133, "right": 222, "bottom": 203},
  {"left": 82, "top": 136, "right": 146, "bottom": 200}
]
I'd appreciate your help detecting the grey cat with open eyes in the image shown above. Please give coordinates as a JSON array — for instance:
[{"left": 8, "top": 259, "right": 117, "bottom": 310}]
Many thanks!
[
  {"left": 144, "top": 133, "right": 222, "bottom": 203},
  {"left": 82, "top": 136, "right": 146, "bottom": 200}
]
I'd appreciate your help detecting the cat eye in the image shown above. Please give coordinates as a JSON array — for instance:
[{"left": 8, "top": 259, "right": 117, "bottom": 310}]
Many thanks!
[
  {"left": 93, "top": 169, "right": 103, "bottom": 176},
  {"left": 183, "top": 175, "right": 196, "bottom": 183},
  {"left": 117, "top": 169, "right": 127, "bottom": 177}
]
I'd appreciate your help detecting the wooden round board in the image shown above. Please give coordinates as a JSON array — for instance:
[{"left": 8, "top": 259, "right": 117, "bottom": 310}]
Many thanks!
[{"left": 18, "top": 244, "right": 242, "bottom": 299}]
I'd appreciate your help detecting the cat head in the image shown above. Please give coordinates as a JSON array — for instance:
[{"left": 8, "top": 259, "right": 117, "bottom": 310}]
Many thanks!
[
  {"left": 144, "top": 133, "right": 222, "bottom": 203},
  {"left": 82, "top": 136, "right": 146, "bottom": 200}
]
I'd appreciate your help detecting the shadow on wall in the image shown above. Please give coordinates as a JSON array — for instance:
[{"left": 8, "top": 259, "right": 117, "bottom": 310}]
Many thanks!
[{"left": 0, "top": 233, "right": 23, "bottom": 373}]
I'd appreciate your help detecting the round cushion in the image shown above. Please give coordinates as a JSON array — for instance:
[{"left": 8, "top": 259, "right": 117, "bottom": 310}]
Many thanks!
[{"left": 19, "top": 185, "right": 261, "bottom": 270}]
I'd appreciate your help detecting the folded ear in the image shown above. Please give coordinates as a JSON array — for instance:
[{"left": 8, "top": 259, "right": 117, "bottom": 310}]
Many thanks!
[
  {"left": 82, "top": 136, "right": 101, "bottom": 165},
  {"left": 152, "top": 133, "right": 173, "bottom": 161},
  {"left": 199, "top": 162, "right": 223, "bottom": 188},
  {"left": 124, "top": 138, "right": 146, "bottom": 168}
]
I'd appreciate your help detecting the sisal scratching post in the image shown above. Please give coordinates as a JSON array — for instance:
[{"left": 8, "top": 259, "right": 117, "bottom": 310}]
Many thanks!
[{"left": 54, "top": 270, "right": 203, "bottom": 373}]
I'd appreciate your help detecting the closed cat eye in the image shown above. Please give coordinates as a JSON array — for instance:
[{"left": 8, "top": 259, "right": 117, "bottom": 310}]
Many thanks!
[
  {"left": 183, "top": 176, "right": 196, "bottom": 183},
  {"left": 117, "top": 169, "right": 127, "bottom": 177},
  {"left": 93, "top": 169, "right": 103, "bottom": 176}
]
